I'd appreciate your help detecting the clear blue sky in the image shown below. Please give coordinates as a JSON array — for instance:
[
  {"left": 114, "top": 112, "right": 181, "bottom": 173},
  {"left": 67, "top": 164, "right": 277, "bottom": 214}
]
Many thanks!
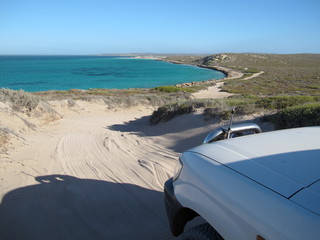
[{"left": 1, "top": 0, "right": 320, "bottom": 55}]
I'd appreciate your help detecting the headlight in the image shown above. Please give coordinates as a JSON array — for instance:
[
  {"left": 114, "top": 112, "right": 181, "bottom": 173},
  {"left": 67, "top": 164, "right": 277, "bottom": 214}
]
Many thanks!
[{"left": 172, "top": 158, "right": 183, "bottom": 182}]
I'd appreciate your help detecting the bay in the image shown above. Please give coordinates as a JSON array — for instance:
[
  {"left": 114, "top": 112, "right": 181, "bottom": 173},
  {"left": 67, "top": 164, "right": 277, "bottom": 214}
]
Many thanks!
[{"left": 0, "top": 56, "right": 225, "bottom": 92}]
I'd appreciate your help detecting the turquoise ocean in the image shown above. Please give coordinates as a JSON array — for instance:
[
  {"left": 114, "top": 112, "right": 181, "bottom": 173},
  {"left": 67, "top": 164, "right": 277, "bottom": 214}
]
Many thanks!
[{"left": 0, "top": 56, "right": 225, "bottom": 92}]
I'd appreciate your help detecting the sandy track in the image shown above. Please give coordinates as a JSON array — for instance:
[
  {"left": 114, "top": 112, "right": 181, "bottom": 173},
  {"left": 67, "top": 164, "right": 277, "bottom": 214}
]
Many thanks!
[
  {"left": 192, "top": 82, "right": 234, "bottom": 99},
  {"left": 242, "top": 71, "right": 264, "bottom": 80},
  {"left": 192, "top": 71, "right": 264, "bottom": 100},
  {"left": 0, "top": 104, "right": 184, "bottom": 240}
]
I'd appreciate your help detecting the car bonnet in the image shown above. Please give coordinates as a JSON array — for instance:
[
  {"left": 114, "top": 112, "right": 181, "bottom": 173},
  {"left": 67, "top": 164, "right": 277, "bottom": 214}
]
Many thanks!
[
  {"left": 290, "top": 180, "right": 320, "bottom": 215},
  {"left": 188, "top": 127, "right": 320, "bottom": 199}
]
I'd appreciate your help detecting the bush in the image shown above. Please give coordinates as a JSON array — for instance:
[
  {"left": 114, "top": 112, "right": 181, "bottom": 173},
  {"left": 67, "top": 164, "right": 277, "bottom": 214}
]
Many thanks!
[
  {"left": 150, "top": 102, "right": 195, "bottom": 125},
  {"left": 203, "top": 108, "right": 219, "bottom": 120},
  {"left": 271, "top": 103, "right": 320, "bottom": 129},
  {"left": 204, "top": 97, "right": 258, "bottom": 120},
  {"left": 0, "top": 88, "right": 40, "bottom": 111}
]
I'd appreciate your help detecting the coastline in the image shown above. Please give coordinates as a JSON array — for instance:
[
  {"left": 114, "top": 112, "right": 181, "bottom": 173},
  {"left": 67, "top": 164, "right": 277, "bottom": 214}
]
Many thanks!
[
  {"left": 147, "top": 56, "right": 243, "bottom": 87},
  {"left": 149, "top": 56, "right": 243, "bottom": 99},
  {"left": 133, "top": 55, "right": 236, "bottom": 88}
]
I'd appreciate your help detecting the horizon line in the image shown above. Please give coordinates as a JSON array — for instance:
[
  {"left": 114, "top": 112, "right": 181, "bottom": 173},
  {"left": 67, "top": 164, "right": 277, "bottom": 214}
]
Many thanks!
[{"left": 1, "top": 52, "right": 320, "bottom": 56}]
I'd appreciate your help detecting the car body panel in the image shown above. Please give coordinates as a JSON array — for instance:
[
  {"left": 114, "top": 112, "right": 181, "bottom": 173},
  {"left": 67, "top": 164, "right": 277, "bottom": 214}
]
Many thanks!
[
  {"left": 165, "top": 127, "right": 320, "bottom": 240},
  {"left": 187, "top": 127, "right": 320, "bottom": 198},
  {"left": 291, "top": 179, "right": 320, "bottom": 215},
  {"left": 174, "top": 151, "right": 320, "bottom": 240}
]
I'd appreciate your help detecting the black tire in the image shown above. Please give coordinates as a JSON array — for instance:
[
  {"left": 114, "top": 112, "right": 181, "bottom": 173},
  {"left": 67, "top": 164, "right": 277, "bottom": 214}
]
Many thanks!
[{"left": 179, "top": 223, "right": 224, "bottom": 240}]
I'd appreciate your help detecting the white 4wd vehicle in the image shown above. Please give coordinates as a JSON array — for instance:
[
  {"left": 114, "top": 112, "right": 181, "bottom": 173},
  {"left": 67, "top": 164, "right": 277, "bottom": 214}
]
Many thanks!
[{"left": 164, "top": 124, "right": 320, "bottom": 240}]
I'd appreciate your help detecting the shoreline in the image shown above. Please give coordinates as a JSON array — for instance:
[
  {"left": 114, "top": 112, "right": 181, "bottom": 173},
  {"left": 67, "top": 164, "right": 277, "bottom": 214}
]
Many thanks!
[
  {"left": 131, "top": 56, "right": 242, "bottom": 89},
  {"left": 133, "top": 55, "right": 234, "bottom": 88},
  {"left": 153, "top": 57, "right": 243, "bottom": 87}
]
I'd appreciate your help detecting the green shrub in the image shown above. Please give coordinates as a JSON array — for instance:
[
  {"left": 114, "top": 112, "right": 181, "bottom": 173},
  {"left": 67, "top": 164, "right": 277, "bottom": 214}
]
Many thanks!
[
  {"left": 203, "top": 108, "right": 218, "bottom": 120},
  {"left": 150, "top": 102, "right": 195, "bottom": 125},
  {"left": 271, "top": 103, "right": 320, "bottom": 129}
]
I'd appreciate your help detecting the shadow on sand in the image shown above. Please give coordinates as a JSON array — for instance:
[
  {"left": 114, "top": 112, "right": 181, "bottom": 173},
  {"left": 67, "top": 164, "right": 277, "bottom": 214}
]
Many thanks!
[
  {"left": 0, "top": 175, "right": 172, "bottom": 240},
  {"left": 107, "top": 113, "right": 217, "bottom": 153},
  {"left": 107, "top": 113, "right": 271, "bottom": 153}
]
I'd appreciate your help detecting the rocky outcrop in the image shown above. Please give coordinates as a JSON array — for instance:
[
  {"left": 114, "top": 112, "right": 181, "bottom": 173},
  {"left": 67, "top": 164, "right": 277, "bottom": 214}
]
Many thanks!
[
  {"left": 175, "top": 79, "right": 217, "bottom": 87},
  {"left": 201, "top": 54, "right": 235, "bottom": 65},
  {"left": 204, "top": 65, "right": 243, "bottom": 79}
]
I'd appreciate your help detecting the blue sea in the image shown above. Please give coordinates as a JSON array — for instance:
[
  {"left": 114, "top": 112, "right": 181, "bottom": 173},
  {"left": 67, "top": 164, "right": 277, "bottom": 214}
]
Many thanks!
[{"left": 0, "top": 56, "right": 225, "bottom": 92}]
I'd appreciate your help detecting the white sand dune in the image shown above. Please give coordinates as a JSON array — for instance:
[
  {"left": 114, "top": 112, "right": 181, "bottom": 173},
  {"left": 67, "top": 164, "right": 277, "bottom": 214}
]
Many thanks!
[{"left": 0, "top": 100, "right": 270, "bottom": 239}]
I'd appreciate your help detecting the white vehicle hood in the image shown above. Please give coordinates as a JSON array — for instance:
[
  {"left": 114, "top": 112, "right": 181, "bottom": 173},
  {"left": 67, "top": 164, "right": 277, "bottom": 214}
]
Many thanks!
[
  {"left": 290, "top": 180, "right": 320, "bottom": 215},
  {"left": 189, "top": 127, "right": 320, "bottom": 199}
]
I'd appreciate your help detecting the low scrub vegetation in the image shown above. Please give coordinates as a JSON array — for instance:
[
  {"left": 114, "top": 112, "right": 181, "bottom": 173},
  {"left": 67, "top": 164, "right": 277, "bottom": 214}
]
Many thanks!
[
  {"left": 150, "top": 95, "right": 320, "bottom": 126},
  {"left": 269, "top": 103, "right": 320, "bottom": 129},
  {"left": 0, "top": 88, "right": 39, "bottom": 111},
  {"left": 34, "top": 87, "right": 192, "bottom": 108},
  {"left": 256, "top": 96, "right": 320, "bottom": 110},
  {"left": 167, "top": 53, "right": 320, "bottom": 96},
  {"left": 154, "top": 86, "right": 198, "bottom": 93},
  {"left": 150, "top": 102, "right": 196, "bottom": 125},
  {"left": 155, "top": 86, "right": 184, "bottom": 93}
]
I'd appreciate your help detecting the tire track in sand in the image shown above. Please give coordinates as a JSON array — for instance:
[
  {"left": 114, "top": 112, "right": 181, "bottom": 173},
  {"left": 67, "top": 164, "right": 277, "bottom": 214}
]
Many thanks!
[{"left": 50, "top": 114, "right": 177, "bottom": 239}]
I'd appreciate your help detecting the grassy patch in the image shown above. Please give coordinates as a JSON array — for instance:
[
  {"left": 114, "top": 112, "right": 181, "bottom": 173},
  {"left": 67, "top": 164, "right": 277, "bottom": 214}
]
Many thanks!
[
  {"left": 256, "top": 96, "right": 319, "bottom": 110},
  {"left": 154, "top": 86, "right": 183, "bottom": 93},
  {"left": 154, "top": 86, "right": 197, "bottom": 93},
  {"left": 217, "top": 54, "right": 320, "bottom": 96}
]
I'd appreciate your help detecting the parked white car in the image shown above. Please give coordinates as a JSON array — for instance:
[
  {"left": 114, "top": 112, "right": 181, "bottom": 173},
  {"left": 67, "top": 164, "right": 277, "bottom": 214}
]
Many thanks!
[{"left": 164, "top": 125, "right": 320, "bottom": 240}]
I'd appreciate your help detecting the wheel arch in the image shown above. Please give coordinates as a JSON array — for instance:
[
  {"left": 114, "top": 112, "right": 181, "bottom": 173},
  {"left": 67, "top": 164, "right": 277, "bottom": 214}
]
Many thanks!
[{"left": 171, "top": 207, "right": 199, "bottom": 236}]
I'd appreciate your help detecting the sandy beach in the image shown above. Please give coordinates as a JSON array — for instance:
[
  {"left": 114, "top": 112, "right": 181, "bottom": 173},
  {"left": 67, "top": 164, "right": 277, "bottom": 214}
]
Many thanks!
[{"left": 0, "top": 87, "right": 269, "bottom": 239}]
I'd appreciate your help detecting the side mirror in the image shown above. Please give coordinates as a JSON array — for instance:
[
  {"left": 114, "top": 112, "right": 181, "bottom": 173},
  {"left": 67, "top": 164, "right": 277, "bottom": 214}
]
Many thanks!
[{"left": 203, "top": 123, "right": 262, "bottom": 144}]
